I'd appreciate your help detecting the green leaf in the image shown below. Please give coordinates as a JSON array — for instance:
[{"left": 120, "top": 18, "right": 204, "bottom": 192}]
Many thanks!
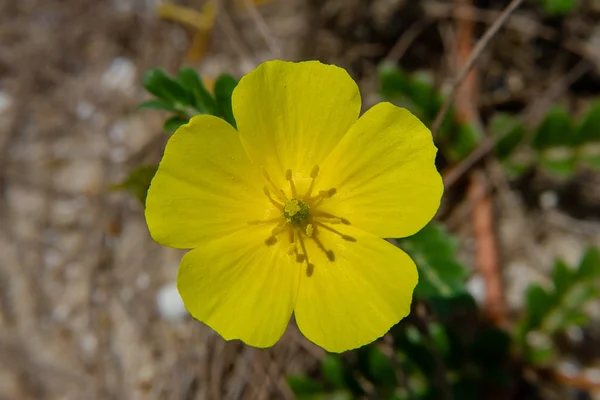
[
  {"left": 452, "top": 123, "right": 480, "bottom": 159},
  {"left": 539, "top": 154, "right": 576, "bottom": 178},
  {"left": 287, "top": 375, "right": 324, "bottom": 396},
  {"left": 524, "top": 284, "right": 552, "bottom": 329},
  {"left": 214, "top": 73, "right": 238, "bottom": 128},
  {"left": 489, "top": 113, "right": 526, "bottom": 160},
  {"left": 163, "top": 116, "right": 189, "bottom": 134},
  {"left": 518, "top": 248, "right": 600, "bottom": 364},
  {"left": 575, "top": 101, "right": 600, "bottom": 144},
  {"left": 540, "top": 0, "right": 578, "bottom": 15},
  {"left": 378, "top": 64, "right": 442, "bottom": 122},
  {"left": 110, "top": 164, "right": 158, "bottom": 204},
  {"left": 136, "top": 99, "right": 179, "bottom": 113},
  {"left": 362, "top": 347, "right": 397, "bottom": 389},
  {"left": 177, "top": 67, "right": 217, "bottom": 114},
  {"left": 552, "top": 259, "right": 575, "bottom": 299},
  {"left": 532, "top": 107, "right": 575, "bottom": 149},
  {"left": 398, "top": 222, "right": 469, "bottom": 299},
  {"left": 378, "top": 63, "right": 412, "bottom": 100},
  {"left": 320, "top": 355, "right": 346, "bottom": 389},
  {"left": 428, "top": 322, "right": 450, "bottom": 358},
  {"left": 142, "top": 68, "right": 191, "bottom": 105},
  {"left": 577, "top": 247, "right": 600, "bottom": 279}
]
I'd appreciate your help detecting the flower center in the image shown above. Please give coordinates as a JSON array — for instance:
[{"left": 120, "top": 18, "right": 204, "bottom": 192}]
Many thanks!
[
  {"left": 284, "top": 199, "right": 310, "bottom": 227},
  {"left": 249, "top": 165, "right": 356, "bottom": 277}
]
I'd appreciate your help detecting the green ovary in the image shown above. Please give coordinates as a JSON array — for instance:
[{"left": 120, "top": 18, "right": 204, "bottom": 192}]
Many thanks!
[{"left": 284, "top": 199, "right": 310, "bottom": 227}]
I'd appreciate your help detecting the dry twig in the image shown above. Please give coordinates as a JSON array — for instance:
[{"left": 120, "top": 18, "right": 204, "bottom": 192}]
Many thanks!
[{"left": 431, "top": 0, "right": 524, "bottom": 136}]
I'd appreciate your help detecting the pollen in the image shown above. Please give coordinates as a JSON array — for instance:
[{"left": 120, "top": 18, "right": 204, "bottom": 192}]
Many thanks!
[
  {"left": 284, "top": 199, "right": 310, "bottom": 226},
  {"left": 256, "top": 165, "right": 356, "bottom": 275}
]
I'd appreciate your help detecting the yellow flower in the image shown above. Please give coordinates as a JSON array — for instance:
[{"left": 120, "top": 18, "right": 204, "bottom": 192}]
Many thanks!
[{"left": 145, "top": 60, "right": 443, "bottom": 352}]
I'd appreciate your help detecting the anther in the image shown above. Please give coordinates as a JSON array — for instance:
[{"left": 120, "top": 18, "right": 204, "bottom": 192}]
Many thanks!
[
  {"left": 285, "top": 169, "right": 298, "bottom": 198},
  {"left": 261, "top": 167, "right": 287, "bottom": 201},
  {"left": 297, "top": 231, "right": 311, "bottom": 271},
  {"left": 309, "top": 188, "right": 337, "bottom": 206},
  {"left": 314, "top": 221, "right": 357, "bottom": 242},
  {"left": 271, "top": 222, "right": 287, "bottom": 237},
  {"left": 248, "top": 217, "right": 282, "bottom": 225},
  {"left": 263, "top": 187, "right": 283, "bottom": 208},
  {"left": 316, "top": 217, "right": 343, "bottom": 224},
  {"left": 305, "top": 165, "right": 320, "bottom": 198},
  {"left": 310, "top": 165, "right": 320, "bottom": 178},
  {"left": 306, "top": 224, "right": 314, "bottom": 237},
  {"left": 312, "top": 235, "right": 335, "bottom": 262},
  {"left": 313, "top": 211, "right": 350, "bottom": 225}
]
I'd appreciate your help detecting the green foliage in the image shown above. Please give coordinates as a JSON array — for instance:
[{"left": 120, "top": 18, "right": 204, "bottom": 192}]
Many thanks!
[
  {"left": 398, "top": 222, "right": 469, "bottom": 299},
  {"left": 114, "top": 67, "right": 240, "bottom": 203},
  {"left": 214, "top": 73, "right": 238, "bottom": 128},
  {"left": 139, "top": 67, "right": 238, "bottom": 133},
  {"left": 517, "top": 248, "right": 600, "bottom": 365},
  {"left": 489, "top": 113, "right": 526, "bottom": 161},
  {"left": 378, "top": 64, "right": 480, "bottom": 162},
  {"left": 177, "top": 67, "right": 217, "bottom": 115},
  {"left": 133, "top": 63, "right": 600, "bottom": 400},
  {"left": 378, "top": 64, "right": 600, "bottom": 179},
  {"left": 532, "top": 107, "right": 575, "bottom": 149},
  {"left": 539, "top": 0, "right": 578, "bottom": 15}
]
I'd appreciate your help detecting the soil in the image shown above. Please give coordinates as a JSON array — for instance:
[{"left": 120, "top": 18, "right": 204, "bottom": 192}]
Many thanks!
[{"left": 1, "top": 0, "right": 600, "bottom": 399}]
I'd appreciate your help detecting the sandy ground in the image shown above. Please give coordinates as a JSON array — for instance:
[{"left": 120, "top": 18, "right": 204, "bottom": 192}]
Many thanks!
[
  {"left": 2, "top": 0, "right": 600, "bottom": 399},
  {"left": 0, "top": 1, "right": 323, "bottom": 399}
]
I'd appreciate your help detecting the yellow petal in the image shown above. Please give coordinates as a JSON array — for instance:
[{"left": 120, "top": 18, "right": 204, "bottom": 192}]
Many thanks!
[
  {"left": 317, "top": 102, "right": 443, "bottom": 238},
  {"left": 232, "top": 60, "right": 361, "bottom": 189},
  {"left": 294, "top": 224, "right": 418, "bottom": 352},
  {"left": 145, "top": 115, "right": 268, "bottom": 249},
  {"left": 178, "top": 224, "right": 300, "bottom": 347}
]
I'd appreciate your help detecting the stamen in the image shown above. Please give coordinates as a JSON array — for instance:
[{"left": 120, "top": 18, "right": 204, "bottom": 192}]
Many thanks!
[
  {"left": 248, "top": 217, "right": 282, "bottom": 225},
  {"left": 314, "top": 221, "right": 356, "bottom": 242},
  {"left": 309, "top": 188, "right": 337, "bottom": 207},
  {"left": 285, "top": 169, "right": 298, "bottom": 198},
  {"left": 311, "top": 234, "right": 335, "bottom": 262},
  {"left": 315, "top": 216, "right": 343, "bottom": 224},
  {"left": 306, "top": 224, "right": 314, "bottom": 237},
  {"left": 272, "top": 221, "right": 288, "bottom": 236},
  {"left": 296, "top": 231, "right": 313, "bottom": 271},
  {"left": 265, "top": 221, "right": 287, "bottom": 246},
  {"left": 262, "top": 167, "right": 287, "bottom": 201},
  {"left": 304, "top": 165, "right": 320, "bottom": 198},
  {"left": 313, "top": 211, "right": 350, "bottom": 225},
  {"left": 263, "top": 187, "right": 283, "bottom": 209}
]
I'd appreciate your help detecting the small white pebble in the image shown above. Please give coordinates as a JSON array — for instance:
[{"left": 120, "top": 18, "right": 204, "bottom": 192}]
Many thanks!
[
  {"left": 80, "top": 332, "right": 98, "bottom": 356},
  {"left": 539, "top": 190, "right": 558, "bottom": 210},
  {"left": 136, "top": 273, "right": 150, "bottom": 290},
  {"left": 108, "top": 122, "right": 126, "bottom": 143},
  {"left": 101, "top": 57, "right": 137, "bottom": 93},
  {"left": 565, "top": 326, "right": 584, "bottom": 343},
  {"left": 109, "top": 147, "right": 128, "bottom": 163},
  {"left": 584, "top": 367, "right": 600, "bottom": 384},
  {"left": 120, "top": 287, "right": 134, "bottom": 303},
  {"left": 0, "top": 91, "right": 12, "bottom": 114},
  {"left": 52, "top": 304, "right": 70, "bottom": 322},
  {"left": 466, "top": 274, "right": 486, "bottom": 306},
  {"left": 558, "top": 359, "right": 580, "bottom": 377},
  {"left": 156, "top": 282, "right": 187, "bottom": 321},
  {"left": 526, "top": 330, "right": 552, "bottom": 349},
  {"left": 76, "top": 101, "right": 95, "bottom": 120}
]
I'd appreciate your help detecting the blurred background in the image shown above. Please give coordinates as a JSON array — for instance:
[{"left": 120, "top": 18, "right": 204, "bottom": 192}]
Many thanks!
[{"left": 1, "top": 0, "right": 600, "bottom": 399}]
